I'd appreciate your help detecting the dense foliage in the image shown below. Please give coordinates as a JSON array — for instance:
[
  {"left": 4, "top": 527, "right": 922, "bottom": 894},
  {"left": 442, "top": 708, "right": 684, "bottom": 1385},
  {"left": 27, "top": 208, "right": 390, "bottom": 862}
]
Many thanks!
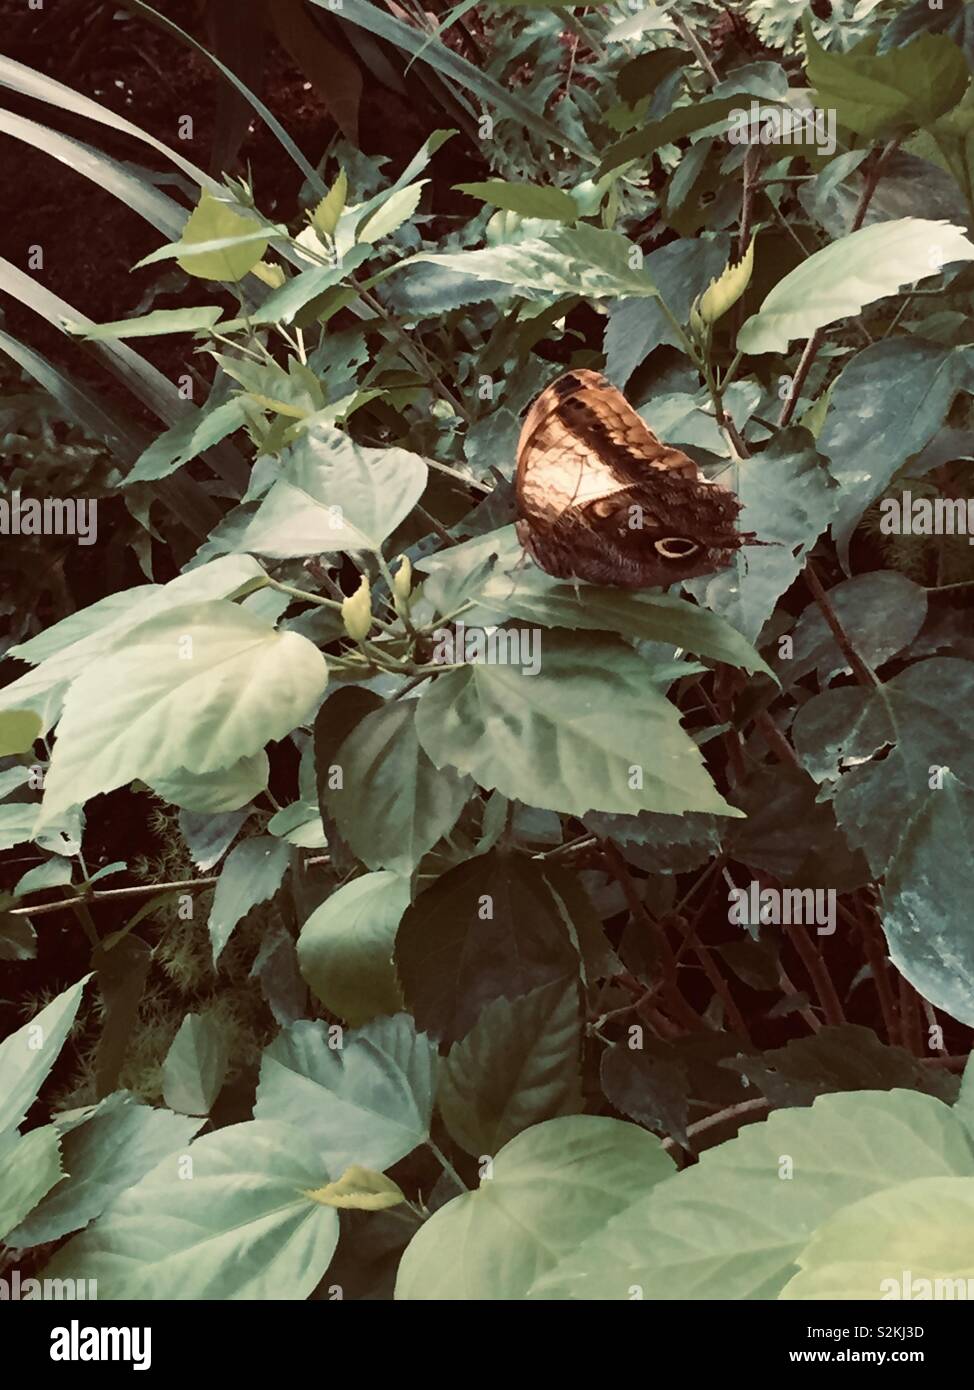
[{"left": 2, "top": 0, "right": 974, "bottom": 1301}]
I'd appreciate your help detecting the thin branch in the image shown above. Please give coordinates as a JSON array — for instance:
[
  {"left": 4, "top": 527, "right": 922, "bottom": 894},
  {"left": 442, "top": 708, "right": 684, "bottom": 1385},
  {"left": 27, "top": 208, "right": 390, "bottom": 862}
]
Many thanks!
[
  {"left": 601, "top": 841, "right": 707, "bottom": 1032},
  {"left": 777, "top": 137, "right": 900, "bottom": 428},
  {"left": 803, "top": 559, "right": 879, "bottom": 688},
  {"left": 662, "top": 1098, "right": 771, "bottom": 1155},
  {"left": 782, "top": 916, "right": 846, "bottom": 1028},
  {"left": 673, "top": 13, "right": 719, "bottom": 85},
  {"left": 9, "top": 857, "right": 331, "bottom": 918}
]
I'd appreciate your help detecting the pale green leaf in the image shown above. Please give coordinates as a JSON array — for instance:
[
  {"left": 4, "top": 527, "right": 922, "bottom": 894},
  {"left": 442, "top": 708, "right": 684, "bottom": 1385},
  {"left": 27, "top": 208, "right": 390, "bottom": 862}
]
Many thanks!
[
  {"left": 42, "top": 1121, "right": 340, "bottom": 1300},
  {"left": 306, "top": 1164, "right": 405, "bottom": 1211},
  {"left": 356, "top": 181, "right": 426, "bottom": 242},
  {"left": 395, "top": 1116, "right": 674, "bottom": 1300},
  {"left": 454, "top": 180, "right": 578, "bottom": 222},
  {"left": 534, "top": 1091, "right": 974, "bottom": 1299},
  {"left": 162, "top": 1013, "right": 230, "bottom": 1115},
  {"left": 8, "top": 1092, "right": 201, "bottom": 1248},
  {"left": 253, "top": 1013, "right": 437, "bottom": 1174},
  {"left": 0, "top": 554, "right": 269, "bottom": 735},
  {"left": 150, "top": 752, "right": 269, "bottom": 814},
  {"left": 38, "top": 602, "right": 327, "bottom": 826},
  {"left": 209, "top": 836, "right": 292, "bottom": 963},
  {"left": 297, "top": 871, "right": 408, "bottom": 1026},
  {"left": 0, "top": 975, "right": 90, "bottom": 1135},
  {"left": 739, "top": 219, "right": 974, "bottom": 355},
  {"left": 781, "top": 1176, "right": 974, "bottom": 1300},
  {"left": 75, "top": 306, "right": 224, "bottom": 340},
  {"left": 244, "top": 424, "right": 428, "bottom": 556},
  {"left": 410, "top": 225, "right": 658, "bottom": 301},
  {"left": 0, "top": 1126, "right": 62, "bottom": 1243}
]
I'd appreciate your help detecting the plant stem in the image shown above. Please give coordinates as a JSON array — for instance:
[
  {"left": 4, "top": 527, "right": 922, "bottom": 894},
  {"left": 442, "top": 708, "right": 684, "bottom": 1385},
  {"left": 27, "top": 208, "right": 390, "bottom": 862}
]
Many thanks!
[
  {"left": 803, "top": 559, "right": 879, "bottom": 688},
  {"left": 8, "top": 857, "right": 331, "bottom": 918},
  {"left": 777, "top": 137, "right": 900, "bottom": 428},
  {"left": 428, "top": 1140, "right": 468, "bottom": 1192}
]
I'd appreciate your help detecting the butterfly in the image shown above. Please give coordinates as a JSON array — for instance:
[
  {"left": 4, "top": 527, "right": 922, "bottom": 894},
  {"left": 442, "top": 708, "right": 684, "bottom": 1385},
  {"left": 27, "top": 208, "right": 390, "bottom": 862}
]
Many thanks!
[{"left": 514, "top": 368, "right": 751, "bottom": 589}]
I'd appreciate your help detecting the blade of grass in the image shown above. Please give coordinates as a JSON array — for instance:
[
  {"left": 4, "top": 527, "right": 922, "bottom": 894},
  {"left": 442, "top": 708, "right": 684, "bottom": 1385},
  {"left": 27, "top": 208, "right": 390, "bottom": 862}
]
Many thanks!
[
  {"left": 314, "top": 0, "right": 595, "bottom": 161},
  {"left": 0, "top": 327, "right": 218, "bottom": 539},
  {"left": 122, "top": 0, "right": 327, "bottom": 197},
  {"left": 0, "top": 257, "right": 247, "bottom": 498}
]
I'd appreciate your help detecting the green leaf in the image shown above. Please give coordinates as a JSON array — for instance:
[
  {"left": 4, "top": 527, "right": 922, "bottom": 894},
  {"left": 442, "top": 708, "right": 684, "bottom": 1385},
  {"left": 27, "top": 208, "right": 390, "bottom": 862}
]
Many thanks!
[
  {"left": 0, "top": 803, "right": 42, "bottom": 853},
  {"left": 0, "top": 554, "right": 268, "bottom": 735},
  {"left": 687, "top": 429, "right": 839, "bottom": 643},
  {"left": 605, "top": 237, "right": 732, "bottom": 387},
  {"left": 254, "top": 1014, "right": 437, "bottom": 1174},
  {"left": 0, "top": 710, "right": 39, "bottom": 756},
  {"left": 415, "top": 629, "right": 740, "bottom": 819},
  {"left": 786, "top": 573, "right": 928, "bottom": 686},
  {"left": 267, "top": 800, "right": 326, "bottom": 847},
  {"left": 42, "top": 1121, "right": 339, "bottom": 1300},
  {"left": 394, "top": 851, "right": 584, "bottom": 1043},
  {"left": 125, "top": 397, "right": 251, "bottom": 485},
  {"left": 600, "top": 1039, "right": 692, "bottom": 1147},
  {"left": 793, "top": 657, "right": 974, "bottom": 877},
  {"left": 781, "top": 1175, "right": 974, "bottom": 1300},
  {"left": 738, "top": 218, "right": 974, "bottom": 355},
  {"left": 168, "top": 191, "right": 269, "bottom": 281},
  {"left": 14, "top": 858, "right": 73, "bottom": 901},
  {"left": 454, "top": 180, "right": 579, "bottom": 222},
  {"left": 243, "top": 424, "right": 428, "bottom": 556},
  {"left": 959, "top": 1054, "right": 974, "bottom": 1144},
  {"left": 0, "top": 975, "right": 90, "bottom": 1134},
  {"left": 297, "top": 871, "right": 409, "bottom": 1026},
  {"left": 325, "top": 700, "right": 471, "bottom": 874},
  {"left": 882, "top": 774, "right": 974, "bottom": 1028},
  {"left": 617, "top": 48, "right": 690, "bottom": 104},
  {"left": 438, "top": 978, "right": 583, "bottom": 1157},
  {"left": 695, "top": 237, "right": 755, "bottom": 327},
  {"left": 312, "top": 169, "right": 348, "bottom": 238},
  {"left": 724, "top": 1026, "right": 959, "bottom": 1109},
  {"left": 8, "top": 1092, "right": 201, "bottom": 1248},
  {"left": 150, "top": 752, "right": 269, "bottom": 814},
  {"left": 879, "top": 0, "right": 974, "bottom": 65},
  {"left": 38, "top": 601, "right": 327, "bottom": 827},
  {"left": 162, "top": 1013, "right": 230, "bottom": 1115},
  {"left": 319, "top": 0, "right": 590, "bottom": 160},
  {"left": 356, "top": 180, "right": 426, "bottom": 242},
  {"left": 804, "top": 23, "right": 969, "bottom": 138},
  {"left": 305, "top": 1164, "right": 405, "bottom": 1211},
  {"left": 0, "top": 911, "right": 36, "bottom": 962},
  {"left": 597, "top": 96, "right": 750, "bottom": 178},
  {"left": 75, "top": 306, "right": 224, "bottom": 340},
  {"left": 239, "top": 246, "right": 371, "bottom": 327},
  {"left": 0, "top": 1126, "right": 62, "bottom": 1242},
  {"left": 209, "top": 836, "right": 292, "bottom": 963},
  {"left": 420, "top": 525, "right": 773, "bottom": 676},
  {"left": 410, "top": 225, "right": 658, "bottom": 301},
  {"left": 395, "top": 1116, "right": 675, "bottom": 1300},
  {"left": 535, "top": 1090, "right": 974, "bottom": 1299},
  {"left": 817, "top": 340, "right": 973, "bottom": 563}
]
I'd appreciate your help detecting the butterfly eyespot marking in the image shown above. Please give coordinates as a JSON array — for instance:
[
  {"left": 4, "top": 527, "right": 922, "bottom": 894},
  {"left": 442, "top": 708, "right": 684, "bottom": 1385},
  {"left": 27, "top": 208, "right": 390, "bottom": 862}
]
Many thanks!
[{"left": 655, "top": 537, "right": 700, "bottom": 559}]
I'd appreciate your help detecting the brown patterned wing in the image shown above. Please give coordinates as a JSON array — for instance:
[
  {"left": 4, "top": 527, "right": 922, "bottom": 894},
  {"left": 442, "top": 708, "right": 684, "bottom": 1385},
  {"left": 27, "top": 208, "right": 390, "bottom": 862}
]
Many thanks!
[{"left": 515, "top": 368, "right": 745, "bottom": 589}]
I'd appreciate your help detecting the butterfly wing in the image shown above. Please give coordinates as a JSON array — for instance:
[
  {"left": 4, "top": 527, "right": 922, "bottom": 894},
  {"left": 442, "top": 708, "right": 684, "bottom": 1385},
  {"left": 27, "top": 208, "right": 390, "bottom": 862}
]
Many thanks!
[{"left": 515, "top": 369, "right": 744, "bottom": 588}]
